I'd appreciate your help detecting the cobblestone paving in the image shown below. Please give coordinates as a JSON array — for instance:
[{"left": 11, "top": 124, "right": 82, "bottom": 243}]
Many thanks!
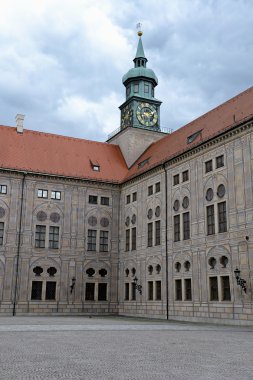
[{"left": 0, "top": 316, "right": 253, "bottom": 380}]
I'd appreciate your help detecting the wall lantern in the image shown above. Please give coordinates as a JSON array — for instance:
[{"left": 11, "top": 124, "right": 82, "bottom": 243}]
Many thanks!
[{"left": 234, "top": 268, "right": 246, "bottom": 293}]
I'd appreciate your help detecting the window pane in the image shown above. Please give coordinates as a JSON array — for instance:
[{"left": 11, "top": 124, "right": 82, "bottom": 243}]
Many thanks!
[
  {"left": 218, "top": 202, "right": 227, "bottom": 233},
  {"left": 89, "top": 195, "right": 98, "bottom": 204},
  {"left": 205, "top": 160, "right": 213, "bottom": 173},
  {"left": 0, "top": 222, "right": 4, "bottom": 245},
  {"left": 101, "top": 196, "right": 109, "bottom": 205},
  {"left": 156, "top": 281, "right": 161, "bottom": 300},
  {"left": 100, "top": 230, "right": 108, "bottom": 252},
  {"left": 148, "top": 281, "right": 153, "bottom": 300},
  {"left": 132, "top": 192, "right": 137, "bottom": 202},
  {"left": 216, "top": 155, "right": 224, "bottom": 168},
  {"left": 85, "top": 283, "right": 95, "bottom": 300},
  {"left": 31, "top": 281, "right": 42, "bottom": 300},
  {"left": 98, "top": 283, "right": 107, "bottom": 301},
  {"left": 35, "top": 225, "right": 46, "bottom": 248},
  {"left": 131, "top": 227, "right": 136, "bottom": 250},
  {"left": 49, "top": 226, "right": 59, "bottom": 249},
  {"left": 125, "top": 283, "right": 129, "bottom": 300},
  {"left": 0, "top": 185, "right": 7, "bottom": 194},
  {"left": 185, "top": 279, "right": 192, "bottom": 301},
  {"left": 183, "top": 212, "right": 190, "bottom": 240},
  {"left": 182, "top": 170, "right": 189, "bottom": 182},
  {"left": 45, "top": 281, "right": 56, "bottom": 300},
  {"left": 174, "top": 215, "right": 180, "bottom": 242},
  {"left": 155, "top": 220, "right": 161, "bottom": 246},
  {"left": 126, "top": 195, "right": 130, "bottom": 204},
  {"left": 210, "top": 277, "right": 219, "bottom": 301},
  {"left": 147, "top": 223, "right": 153, "bottom": 247},
  {"left": 207, "top": 205, "right": 215, "bottom": 235},
  {"left": 88, "top": 229, "right": 97, "bottom": 251},
  {"left": 144, "top": 84, "right": 149, "bottom": 93},
  {"left": 221, "top": 276, "right": 231, "bottom": 301},
  {"left": 175, "top": 279, "right": 182, "bottom": 300},
  {"left": 173, "top": 174, "right": 179, "bottom": 186},
  {"left": 155, "top": 182, "right": 160, "bottom": 193},
  {"left": 125, "top": 229, "right": 130, "bottom": 251},
  {"left": 148, "top": 185, "right": 153, "bottom": 196}
]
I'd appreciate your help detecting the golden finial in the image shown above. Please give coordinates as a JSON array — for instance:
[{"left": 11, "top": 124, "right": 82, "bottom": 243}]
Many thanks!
[{"left": 136, "top": 22, "right": 143, "bottom": 37}]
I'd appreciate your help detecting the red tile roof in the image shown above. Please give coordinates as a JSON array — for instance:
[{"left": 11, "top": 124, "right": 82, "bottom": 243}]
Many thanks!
[
  {"left": 0, "top": 127, "right": 128, "bottom": 183},
  {"left": 125, "top": 86, "right": 253, "bottom": 180},
  {"left": 0, "top": 86, "right": 252, "bottom": 184}
]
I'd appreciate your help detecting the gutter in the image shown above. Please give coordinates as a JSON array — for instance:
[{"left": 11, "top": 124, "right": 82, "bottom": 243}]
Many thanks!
[
  {"left": 13, "top": 171, "right": 26, "bottom": 316},
  {"left": 163, "top": 163, "right": 169, "bottom": 320}
]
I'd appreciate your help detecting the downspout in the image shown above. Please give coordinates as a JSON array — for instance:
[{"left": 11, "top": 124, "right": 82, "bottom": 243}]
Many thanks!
[
  {"left": 13, "top": 172, "right": 26, "bottom": 316},
  {"left": 163, "top": 164, "right": 169, "bottom": 320}
]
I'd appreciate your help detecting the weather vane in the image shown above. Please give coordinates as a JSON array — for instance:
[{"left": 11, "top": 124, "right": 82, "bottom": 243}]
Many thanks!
[{"left": 136, "top": 22, "right": 143, "bottom": 37}]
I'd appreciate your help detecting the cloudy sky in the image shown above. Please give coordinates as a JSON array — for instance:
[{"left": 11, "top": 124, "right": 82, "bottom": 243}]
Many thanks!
[{"left": 0, "top": 0, "right": 252, "bottom": 141}]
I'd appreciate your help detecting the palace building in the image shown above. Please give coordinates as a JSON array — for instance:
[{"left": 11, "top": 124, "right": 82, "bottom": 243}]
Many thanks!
[{"left": 0, "top": 31, "right": 253, "bottom": 324}]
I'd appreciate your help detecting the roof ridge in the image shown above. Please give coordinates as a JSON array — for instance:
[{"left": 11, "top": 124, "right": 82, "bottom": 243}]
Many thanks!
[{"left": 0, "top": 124, "right": 119, "bottom": 147}]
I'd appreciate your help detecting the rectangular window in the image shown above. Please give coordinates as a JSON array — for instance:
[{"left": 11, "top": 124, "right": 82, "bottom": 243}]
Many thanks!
[
  {"left": 131, "top": 282, "right": 136, "bottom": 301},
  {"left": 85, "top": 283, "right": 95, "bottom": 301},
  {"left": 184, "top": 279, "right": 192, "bottom": 301},
  {"left": 155, "top": 220, "right": 161, "bottom": 246},
  {"left": 155, "top": 281, "right": 161, "bottom": 300},
  {"left": 174, "top": 215, "right": 180, "bottom": 242},
  {"left": 151, "top": 87, "right": 154, "bottom": 97},
  {"left": 134, "top": 83, "right": 139, "bottom": 93},
  {"left": 205, "top": 160, "right": 213, "bottom": 173},
  {"left": 155, "top": 182, "right": 160, "bottom": 193},
  {"left": 216, "top": 155, "right": 224, "bottom": 169},
  {"left": 173, "top": 174, "right": 179, "bottom": 186},
  {"left": 126, "top": 194, "right": 131, "bottom": 204},
  {"left": 175, "top": 279, "right": 182, "bottom": 301},
  {"left": 131, "top": 227, "right": 136, "bottom": 251},
  {"left": 88, "top": 229, "right": 97, "bottom": 251},
  {"left": 0, "top": 185, "right": 7, "bottom": 194},
  {"left": 98, "top": 283, "right": 107, "bottom": 301},
  {"left": 207, "top": 205, "right": 215, "bottom": 235},
  {"left": 35, "top": 225, "right": 46, "bottom": 248},
  {"left": 183, "top": 212, "right": 190, "bottom": 240},
  {"left": 89, "top": 195, "right": 98, "bottom": 204},
  {"left": 92, "top": 164, "right": 100, "bottom": 171},
  {"left": 144, "top": 84, "right": 149, "bottom": 93},
  {"left": 218, "top": 202, "right": 227, "bottom": 233},
  {"left": 125, "top": 229, "right": 130, "bottom": 251},
  {"left": 182, "top": 170, "right": 189, "bottom": 182},
  {"left": 0, "top": 222, "right": 4, "bottom": 245},
  {"left": 101, "top": 196, "right": 109, "bottom": 206},
  {"left": 125, "top": 283, "right": 129, "bottom": 300},
  {"left": 210, "top": 277, "right": 219, "bottom": 301},
  {"left": 221, "top": 276, "right": 231, "bottom": 301},
  {"left": 126, "top": 86, "right": 130, "bottom": 97},
  {"left": 49, "top": 226, "right": 59, "bottom": 249},
  {"left": 148, "top": 281, "right": 153, "bottom": 300},
  {"left": 132, "top": 192, "right": 137, "bottom": 202},
  {"left": 147, "top": 222, "right": 153, "bottom": 247},
  {"left": 37, "top": 189, "right": 48, "bottom": 198},
  {"left": 31, "top": 281, "right": 42, "bottom": 300},
  {"left": 100, "top": 230, "right": 109, "bottom": 252},
  {"left": 45, "top": 281, "right": 56, "bottom": 300},
  {"left": 148, "top": 185, "right": 153, "bottom": 196},
  {"left": 51, "top": 191, "right": 61, "bottom": 200}
]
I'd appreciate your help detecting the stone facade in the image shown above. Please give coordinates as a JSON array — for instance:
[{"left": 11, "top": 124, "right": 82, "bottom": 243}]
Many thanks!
[{"left": 0, "top": 119, "right": 253, "bottom": 324}]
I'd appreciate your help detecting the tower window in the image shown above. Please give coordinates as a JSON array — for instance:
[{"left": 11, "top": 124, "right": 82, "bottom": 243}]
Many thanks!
[
  {"left": 151, "top": 87, "right": 154, "bottom": 97},
  {"left": 126, "top": 86, "right": 130, "bottom": 97},
  {"left": 134, "top": 83, "right": 139, "bottom": 93},
  {"left": 144, "top": 84, "right": 149, "bottom": 93}
]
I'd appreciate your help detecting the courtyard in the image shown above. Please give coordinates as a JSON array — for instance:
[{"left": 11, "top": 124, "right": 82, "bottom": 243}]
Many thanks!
[{"left": 0, "top": 316, "right": 252, "bottom": 380}]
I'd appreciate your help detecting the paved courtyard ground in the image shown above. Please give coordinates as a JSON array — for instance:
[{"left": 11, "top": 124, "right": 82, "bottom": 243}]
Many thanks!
[{"left": 0, "top": 316, "right": 252, "bottom": 380}]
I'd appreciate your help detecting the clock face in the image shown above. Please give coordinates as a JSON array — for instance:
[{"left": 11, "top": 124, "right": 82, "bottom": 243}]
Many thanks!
[
  {"left": 121, "top": 104, "right": 133, "bottom": 128},
  {"left": 136, "top": 102, "right": 158, "bottom": 127}
]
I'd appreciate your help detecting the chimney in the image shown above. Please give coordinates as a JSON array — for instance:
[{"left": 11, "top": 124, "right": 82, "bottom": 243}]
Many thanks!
[{"left": 15, "top": 114, "right": 25, "bottom": 134}]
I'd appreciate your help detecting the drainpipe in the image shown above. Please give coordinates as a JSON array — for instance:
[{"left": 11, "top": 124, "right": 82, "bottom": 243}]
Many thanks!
[
  {"left": 13, "top": 172, "right": 26, "bottom": 316},
  {"left": 163, "top": 164, "right": 169, "bottom": 320}
]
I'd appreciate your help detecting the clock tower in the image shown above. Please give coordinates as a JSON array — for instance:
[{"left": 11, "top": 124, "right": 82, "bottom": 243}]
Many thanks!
[{"left": 119, "top": 28, "right": 162, "bottom": 131}]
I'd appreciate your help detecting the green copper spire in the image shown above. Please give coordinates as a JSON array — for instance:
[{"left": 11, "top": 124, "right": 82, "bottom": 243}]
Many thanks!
[{"left": 135, "top": 36, "right": 146, "bottom": 59}]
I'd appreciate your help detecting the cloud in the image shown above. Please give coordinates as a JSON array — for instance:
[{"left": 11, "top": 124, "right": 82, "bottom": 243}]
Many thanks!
[{"left": 0, "top": 0, "right": 252, "bottom": 140}]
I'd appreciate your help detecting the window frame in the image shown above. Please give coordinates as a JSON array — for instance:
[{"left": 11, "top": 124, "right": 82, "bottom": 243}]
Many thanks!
[
  {"left": 207, "top": 205, "right": 215, "bottom": 235},
  {"left": 99, "top": 230, "right": 109, "bottom": 252},
  {"left": 89, "top": 195, "right": 98, "bottom": 205},
  {"left": 216, "top": 155, "right": 224, "bottom": 169},
  {"left": 173, "top": 174, "right": 180, "bottom": 186},
  {"left": 218, "top": 201, "right": 227, "bottom": 233},
  {"left": 0, "top": 185, "right": 7, "bottom": 194},
  {"left": 155, "top": 220, "right": 161, "bottom": 246},
  {"left": 35, "top": 225, "right": 46, "bottom": 248},
  {"left": 87, "top": 229, "right": 97, "bottom": 251},
  {"left": 182, "top": 170, "right": 189, "bottom": 182},
  {"left": 205, "top": 160, "right": 213, "bottom": 173},
  {"left": 101, "top": 196, "right": 109, "bottom": 206},
  {"left": 51, "top": 191, "right": 61, "bottom": 200},
  {"left": 0, "top": 222, "right": 4, "bottom": 245},
  {"left": 174, "top": 215, "right": 180, "bottom": 242},
  {"left": 37, "top": 189, "right": 48, "bottom": 199},
  {"left": 131, "top": 227, "right": 136, "bottom": 251},
  {"left": 147, "top": 222, "right": 153, "bottom": 247},
  {"left": 183, "top": 212, "right": 190, "bottom": 240}
]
